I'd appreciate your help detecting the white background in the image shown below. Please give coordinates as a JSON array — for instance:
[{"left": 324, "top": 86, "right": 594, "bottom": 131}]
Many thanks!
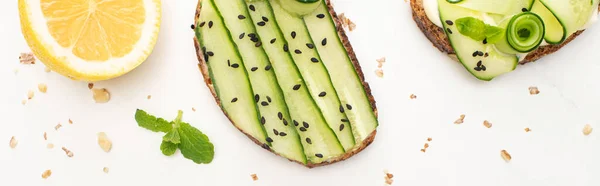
[{"left": 1, "top": 0, "right": 599, "bottom": 185}]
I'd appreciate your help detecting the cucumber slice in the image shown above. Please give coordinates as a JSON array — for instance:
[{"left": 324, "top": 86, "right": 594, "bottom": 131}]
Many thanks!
[
  {"left": 270, "top": 0, "right": 358, "bottom": 151},
  {"left": 438, "top": 0, "right": 518, "bottom": 80},
  {"left": 540, "top": 0, "right": 596, "bottom": 36},
  {"left": 495, "top": 12, "right": 545, "bottom": 54},
  {"left": 245, "top": 0, "right": 345, "bottom": 163},
  {"left": 195, "top": 0, "right": 268, "bottom": 145},
  {"left": 277, "top": 0, "right": 321, "bottom": 16},
  {"left": 452, "top": 0, "right": 534, "bottom": 16},
  {"left": 531, "top": 0, "right": 566, "bottom": 44},
  {"left": 209, "top": 0, "right": 306, "bottom": 163},
  {"left": 304, "top": 1, "right": 379, "bottom": 142}
]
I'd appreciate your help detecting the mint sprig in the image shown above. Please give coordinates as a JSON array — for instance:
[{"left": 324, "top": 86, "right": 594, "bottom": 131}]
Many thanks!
[
  {"left": 135, "top": 109, "right": 214, "bottom": 164},
  {"left": 455, "top": 17, "right": 505, "bottom": 44}
]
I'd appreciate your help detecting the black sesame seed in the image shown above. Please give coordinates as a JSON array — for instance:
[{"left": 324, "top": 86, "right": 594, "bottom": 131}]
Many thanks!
[
  {"left": 255, "top": 41, "right": 262, "bottom": 47},
  {"left": 278, "top": 112, "right": 283, "bottom": 120},
  {"left": 279, "top": 132, "right": 287, "bottom": 136},
  {"left": 239, "top": 33, "right": 245, "bottom": 39},
  {"left": 294, "top": 49, "right": 302, "bottom": 54},
  {"left": 251, "top": 67, "right": 258, "bottom": 71},
  {"left": 265, "top": 65, "right": 272, "bottom": 71},
  {"left": 293, "top": 84, "right": 301, "bottom": 90},
  {"left": 208, "top": 21, "right": 213, "bottom": 28},
  {"left": 306, "top": 43, "right": 314, "bottom": 49},
  {"left": 483, "top": 38, "right": 488, "bottom": 44},
  {"left": 207, "top": 51, "right": 214, "bottom": 56},
  {"left": 231, "top": 97, "right": 238, "bottom": 103},
  {"left": 291, "top": 31, "right": 296, "bottom": 39},
  {"left": 339, "top": 124, "right": 345, "bottom": 131},
  {"left": 257, "top": 21, "right": 266, "bottom": 26},
  {"left": 266, "top": 96, "right": 272, "bottom": 103},
  {"left": 262, "top": 16, "right": 269, "bottom": 22},
  {"left": 283, "top": 119, "right": 288, "bottom": 126},
  {"left": 522, "top": 8, "right": 528, "bottom": 12},
  {"left": 249, "top": 5, "right": 256, "bottom": 11},
  {"left": 199, "top": 22, "right": 206, "bottom": 27},
  {"left": 299, "top": 127, "right": 307, "bottom": 132},
  {"left": 316, "top": 14, "right": 325, "bottom": 18},
  {"left": 476, "top": 60, "right": 482, "bottom": 67},
  {"left": 321, "top": 38, "right": 327, "bottom": 46},
  {"left": 190, "top": 24, "right": 195, "bottom": 29},
  {"left": 315, "top": 153, "right": 323, "bottom": 158},
  {"left": 254, "top": 94, "right": 259, "bottom": 102},
  {"left": 283, "top": 44, "right": 289, "bottom": 52},
  {"left": 204, "top": 54, "right": 209, "bottom": 63},
  {"left": 303, "top": 122, "right": 309, "bottom": 128},
  {"left": 293, "top": 120, "right": 299, "bottom": 126},
  {"left": 339, "top": 105, "right": 345, "bottom": 113},
  {"left": 251, "top": 37, "right": 259, "bottom": 42},
  {"left": 270, "top": 38, "right": 276, "bottom": 44},
  {"left": 445, "top": 20, "right": 454, "bottom": 25},
  {"left": 261, "top": 117, "right": 266, "bottom": 125},
  {"left": 261, "top": 144, "right": 270, "bottom": 150},
  {"left": 446, "top": 28, "right": 452, "bottom": 34},
  {"left": 266, "top": 137, "right": 273, "bottom": 142},
  {"left": 346, "top": 104, "right": 353, "bottom": 110},
  {"left": 238, "top": 15, "right": 246, "bottom": 19},
  {"left": 481, "top": 65, "right": 487, "bottom": 71},
  {"left": 474, "top": 66, "right": 482, "bottom": 71},
  {"left": 318, "top": 92, "right": 326, "bottom": 97},
  {"left": 306, "top": 138, "right": 312, "bottom": 144},
  {"left": 341, "top": 119, "right": 349, "bottom": 122},
  {"left": 472, "top": 51, "right": 479, "bottom": 57},
  {"left": 248, "top": 33, "right": 257, "bottom": 38},
  {"left": 311, "top": 57, "right": 319, "bottom": 63},
  {"left": 261, "top": 101, "right": 269, "bottom": 106},
  {"left": 273, "top": 129, "right": 279, "bottom": 135},
  {"left": 227, "top": 60, "right": 231, "bottom": 66},
  {"left": 231, "top": 63, "right": 240, "bottom": 68}
]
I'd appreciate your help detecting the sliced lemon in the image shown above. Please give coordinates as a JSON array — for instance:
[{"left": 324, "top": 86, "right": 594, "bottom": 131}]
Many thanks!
[{"left": 19, "top": 0, "right": 161, "bottom": 81}]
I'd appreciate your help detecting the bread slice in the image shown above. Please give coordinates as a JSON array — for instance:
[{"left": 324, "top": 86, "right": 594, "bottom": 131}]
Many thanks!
[
  {"left": 192, "top": 0, "right": 377, "bottom": 168},
  {"left": 410, "top": 0, "right": 596, "bottom": 64}
]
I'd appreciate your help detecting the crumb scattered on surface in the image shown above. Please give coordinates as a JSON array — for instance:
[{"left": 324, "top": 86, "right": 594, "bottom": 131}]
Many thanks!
[
  {"left": 483, "top": 120, "right": 492, "bottom": 128},
  {"left": 524, "top": 128, "right": 531, "bottom": 132},
  {"left": 9, "top": 136, "right": 18, "bottom": 149},
  {"left": 147, "top": 95, "right": 152, "bottom": 100},
  {"left": 19, "top": 53, "right": 36, "bottom": 64},
  {"left": 376, "top": 57, "right": 386, "bottom": 68},
  {"left": 103, "top": 167, "right": 109, "bottom": 173},
  {"left": 41, "top": 169, "right": 52, "bottom": 179},
  {"left": 338, "top": 13, "right": 356, "bottom": 31},
  {"left": 420, "top": 148, "right": 426, "bottom": 153},
  {"left": 27, "top": 90, "right": 35, "bottom": 100},
  {"left": 583, "top": 124, "right": 593, "bottom": 136},
  {"left": 47, "top": 143, "right": 54, "bottom": 149},
  {"left": 424, "top": 143, "right": 429, "bottom": 149},
  {"left": 21, "top": 100, "right": 27, "bottom": 105},
  {"left": 97, "top": 132, "right": 112, "bottom": 153},
  {"left": 38, "top": 83, "right": 47, "bottom": 93},
  {"left": 501, "top": 150, "right": 511, "bottom": 162},
  {"left": 529, "top": 86, "right": 540, "bottom": 95},
  {"left": 192, "top": 107, "right": 196, "bottom": 112},
  {"left": 55, "top": 123, "right": 62, "bottom": 131},
  {"left": 68, "top": 119, "right": 73, "bottom": 124},
  {"left": 43, "top": 132, "right": 48, "bottom": 140},
  {"left": 92, "top": 88, "right": 111, "bottom": 103},
  {"left": 384, "top": 171, "right": 394, "bottom": 185},
  {"left": 375, "top": 69, "right": 384, "bottom": 78},
  {"left": 44, "top": 67, "right": 51, "bottom": 73},
  {"left": 454, "top": 114, "right": 465, "bottom": 124},
  {"left": 250, "top": 174, "right": 258, "bottom": 181},
  {"left": 410, "top": 94, "right": 417, "bottom": 99},
  {"left": 62, "top": 147, "right": 74, "bottom": 157},
  {"left": 88, "top": 83, "right": 94, "bottom": 89},
  {"left": 427, "top": 137, "right": 432, "bottom": 142}
]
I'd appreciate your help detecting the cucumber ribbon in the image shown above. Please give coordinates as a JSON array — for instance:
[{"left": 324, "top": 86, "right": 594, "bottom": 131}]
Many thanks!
[{"left": 495, "top": 12, "right": 545, "bottom": 54}]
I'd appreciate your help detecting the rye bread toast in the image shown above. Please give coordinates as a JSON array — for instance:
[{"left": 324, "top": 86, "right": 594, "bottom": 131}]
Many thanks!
[
  {"left": 410, "top": 0, "right": 596, "bottom": 64},
  {"left": 193, "top": 0, "right": 377, "bottom": 168}
]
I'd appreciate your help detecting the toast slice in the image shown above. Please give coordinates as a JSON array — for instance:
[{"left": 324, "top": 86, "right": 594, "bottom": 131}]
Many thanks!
[
  {"left": 192, "top": 0, "right": 377, "bottom": 168},
  {"left": 410, "top": 0, "right": 596, "bottom": 64}
]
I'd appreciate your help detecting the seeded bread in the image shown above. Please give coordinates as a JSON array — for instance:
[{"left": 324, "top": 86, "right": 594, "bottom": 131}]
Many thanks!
[
  {"left": 410, "top": 0, "right": 597, "bottom": 64},
  {"left": 193, "top": 0, "right": 377, "bottom": 168}
]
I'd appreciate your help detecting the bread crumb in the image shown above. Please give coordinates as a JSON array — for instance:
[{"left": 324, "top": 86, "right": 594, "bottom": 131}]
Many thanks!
[
  {"left": 44, "top": 67, "right": 51, "bottom": 73},
  {"left": 103, "top": 167, "right": 109, "bottom": 173},
  {"left": 192, "top": 107, "right": 196, "bottom": 112},
  {"left": 427, "top": 137, "right": 432, "bottom": 142},
  {"left": 47, "top": 143, "right": 54, "bottom": 149},
  {"left": 54, "top": 123, "right": 62, "bottom": 131},
  {"left": 147, "top": 95, "right": 152, "bottom": 100},
  {"left": 43, "top": 132, "right": 48, "bottom": 140},
  {"left": 68, "top": 119, "right": 73, "bottom": 124},
  {"left": 483, "top": 120, "right": 492, "bottom": 128},
  {"left": 21, "top": 99, "right": 27, "bottom": 105},
  {"left": 27, "top": 90, "right": 34, "bottom": 100},
  {"left": 524, "top": 128, "right": 531, "bottom": 132},
  {"left": 500, "top": 150, "right": 511, "bottom": 162},
  {"left": 410, "top": 94, "right": 417, "bottom": 99},
  {"left": 9, "top": 136, "right": 17, "bottom": 149},
  {"left": 376, "top": 57, "right": 386, "bottom": 68},
  {"left": 424, "top": 143, "right": 429, "bottom": 149},
  {"left": 384, "top": 171, "right": 394, "bottom": 185},
  {"left": 375, "top": 69, "right": 384, "bottom": 78},
  {"left": 583, "top": 124, "right": 593, "bottom": 136},
  {"left": 338, "top": 13, "right": 356, "bottom": 31},
  {"left": 88, "top": 83, "right": 94, "bottom": 89},
  {"left": 97, "top": 132, "right": 112, "bottom": 153},
  {"left": 19, "top": 53, "right": 36, "bottom": 64},
  {"left": 38, "top": 84, "right": 48, "bottom": 93},
  {"left": 348, "top": 19, "right": 357, "bottom": 31},
  {"left": 529, "top": 86, "right": 540, "bottom": 95},
  {"left": 92, "top": 88, "right": 111, "bottom": 103},
  {"left": 62, "top": 147, "right": 74, "bottom": 157},
  {"left": 41, "top": 169, "right": 52, "bottom": 179},
  {"left": 420, "top": 148, "right": 426, "bottom": 153},
  {"left": 454, "top": 114, "right": 465, "bottom": 124},
  {"left": 250, "top": 174, "right": 258, "bottom": 181}
]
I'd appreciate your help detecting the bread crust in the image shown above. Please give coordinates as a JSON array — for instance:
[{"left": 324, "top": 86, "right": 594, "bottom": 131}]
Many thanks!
[
  {"left": 193, "top": 0, "right": 377, "bottom": 168},
  {"left": 410, "top": 0, "right": 593, "bottom": 64}
]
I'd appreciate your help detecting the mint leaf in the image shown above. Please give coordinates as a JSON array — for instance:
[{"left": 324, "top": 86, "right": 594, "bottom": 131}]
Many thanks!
[
  {"left": 163, "top": 129, "right": 181, "bottom": 144},
  {"left": 455, "top": 17, "right": 487, "bottom": 41},
  {"left": 160, "top": 141, "right": 178, "bottom": 156},
  {"left": 178, "top": 122, "right": 214, "bottom": 164},
  {"left": 135, "top": 109, "right": 172, "bottom": 133},
  {"left": 484, "top": 25, "right": 504, "bottom": 44}
]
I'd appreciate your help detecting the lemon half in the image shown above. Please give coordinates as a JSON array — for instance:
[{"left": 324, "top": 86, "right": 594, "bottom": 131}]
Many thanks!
[{"left": 19, "top": 0, "right": 161, "bottom": 81}]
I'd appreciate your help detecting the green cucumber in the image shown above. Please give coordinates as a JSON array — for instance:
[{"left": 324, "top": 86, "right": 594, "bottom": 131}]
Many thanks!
[
  {"left": 531, "top": 0, "right": 566, "bottom": 44},
  {"left": 540, "top": 0, "right": 596, "bottom": 36},
  {"left": 270, "top": 0, "right": 357, "bottom": 151},
  {"left": 452, "top": 0, "right": 534, "bottom": 16},
  {"left": 495, "top": 12, "right": 545, "bottom": 54},
  {"left": 304, "top": 0, "right": 378, "bottom": 142},
  {"left": 277, "top": 0, "right": 321, "bottom": 16},
  {"left": 244, "top": 0, "right": 345, "bottom": 163},
  {"left": 195, "top": 0, "right": 268, "bottom": 145},
  {"left": 438, "top": 0, "right": 518, "bottom": 80},
  {"left": 209, "top": 0, "right": 306, "bottom": 163}
]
